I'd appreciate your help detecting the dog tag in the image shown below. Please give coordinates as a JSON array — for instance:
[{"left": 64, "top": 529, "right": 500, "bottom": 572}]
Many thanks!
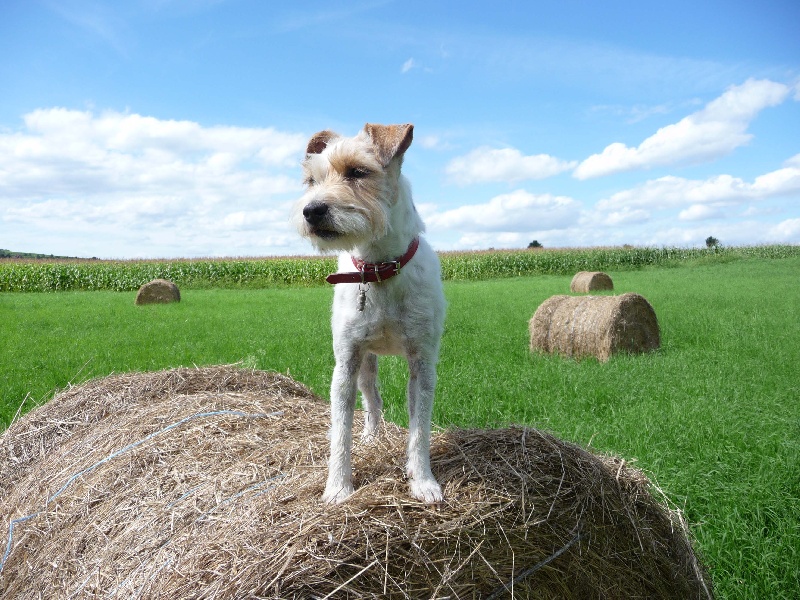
[{"left": 357, "top": 286, "right": 367, "bottom": 311}]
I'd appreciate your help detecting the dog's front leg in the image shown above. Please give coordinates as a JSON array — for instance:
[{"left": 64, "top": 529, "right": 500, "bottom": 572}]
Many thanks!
[
  {"left": 406, "top": 355, "right": 443, "bottom": 503},
  {"left": 358, "top": 352, "right": 383, "bottom": 442},
  {"left": 323, "top": 347, "right": 362, "bottom": 504}
]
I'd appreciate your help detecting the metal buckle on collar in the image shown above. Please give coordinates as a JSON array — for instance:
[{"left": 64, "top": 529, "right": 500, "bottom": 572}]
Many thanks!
[{"left": 357, "top": 259, "right": 401, "bottom": 284}]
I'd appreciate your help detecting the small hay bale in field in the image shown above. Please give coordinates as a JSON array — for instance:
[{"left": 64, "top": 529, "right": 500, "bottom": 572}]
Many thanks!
[
  {"left": 135, "top": 278, "right": 181, "bottom": 305},
  {"left": 570, "top": 271, "right": 614, "bottom": 293},
  {"left": 0, "top": 366, "right": 709, "bottom": 599},
  {"left": 530, "top": 292, "right": 660, "bottom": 362}
]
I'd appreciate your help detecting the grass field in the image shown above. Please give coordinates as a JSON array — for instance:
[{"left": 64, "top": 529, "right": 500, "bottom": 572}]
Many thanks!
[{"left": 1, "top": 253, "right": 799, "bottom": 598}]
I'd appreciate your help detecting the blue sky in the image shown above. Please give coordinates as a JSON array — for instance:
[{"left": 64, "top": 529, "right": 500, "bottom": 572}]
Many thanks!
[{"left": 1, "top": 0, "right": 799, "bottom": 258}]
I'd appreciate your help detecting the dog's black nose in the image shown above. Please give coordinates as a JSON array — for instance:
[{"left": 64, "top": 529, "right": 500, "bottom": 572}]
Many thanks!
[{"left": 303, "top": 201, "right": 329, "bottom": 225}]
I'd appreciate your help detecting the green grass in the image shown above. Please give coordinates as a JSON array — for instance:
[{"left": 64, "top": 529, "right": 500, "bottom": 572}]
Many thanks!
[
  {"left": 1, "top": 255, "right": 799, "bottom": 598},
  {"left": 0, "top": 287, "right": 335, "bottom": 419}
]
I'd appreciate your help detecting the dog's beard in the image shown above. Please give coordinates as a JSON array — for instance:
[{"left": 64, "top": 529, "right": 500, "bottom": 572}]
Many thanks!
[{"left": 301, "top": 212, "right": 378, "bottom": 252}]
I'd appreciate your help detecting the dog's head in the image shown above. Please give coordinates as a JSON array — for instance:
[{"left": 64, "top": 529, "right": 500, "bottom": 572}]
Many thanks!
[{"left": 293, "top": 123, "right": 413, "bottom": 252}]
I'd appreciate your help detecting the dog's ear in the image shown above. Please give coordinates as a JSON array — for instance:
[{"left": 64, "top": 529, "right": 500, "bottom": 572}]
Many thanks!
[
  {"left": 306, "top": 130, "right": 339, "bottom": 155},
  {"left": 363, "top": 123, "right": 413, "bottom": 167}
]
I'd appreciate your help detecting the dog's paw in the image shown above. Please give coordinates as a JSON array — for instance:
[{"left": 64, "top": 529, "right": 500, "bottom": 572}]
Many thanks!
[
  {"left": 409, "top": 477, "right": 444, "bottom": 504},
  {"left": 361, "top": 411, "right": 381, "bottom": 441},
  {"left": 322, "top": 482, "right": 354, "bottom": 504},
  {"left": 360, "top": 425, "right": 380, "bottom": 445}
]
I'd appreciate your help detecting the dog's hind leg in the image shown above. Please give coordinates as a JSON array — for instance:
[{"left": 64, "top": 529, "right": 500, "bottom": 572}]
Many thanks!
[
  {"left": 358, "top": 352, "right": 383, "bottom": 442},
  {"left": 405, "top": 354, "right": 443, "bottom": 503}
]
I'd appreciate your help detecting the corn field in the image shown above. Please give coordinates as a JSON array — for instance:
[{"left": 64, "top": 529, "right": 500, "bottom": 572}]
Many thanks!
[{"left": 0, "top": 245, "right": 797, "bottom": 293}]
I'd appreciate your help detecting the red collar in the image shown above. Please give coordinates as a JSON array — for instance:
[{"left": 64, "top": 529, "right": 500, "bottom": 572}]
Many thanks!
[{"left": 325, "top": 237, "right": 420, "bottom": 285}]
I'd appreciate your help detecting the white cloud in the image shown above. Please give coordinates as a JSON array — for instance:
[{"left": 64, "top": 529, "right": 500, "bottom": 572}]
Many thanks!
[
  {"left": 446, "top": 231, "right": 530, "bottom": 251},
  {"left": 418, "top": 135, "right": 447, "bottom": 150},
  {"left": 449, "top": 232, "right": 520, "bottom": 250},
  {"left": 220, "top": 208, "right": 288, "bottom": 231},
  {"left": 603, "top": 207, "right": 650, "bottom": 226},
  {"left": 740, "top": 205, "right": 781, "bottom": 218},
  {"left": 678, "top": 204, "right": 726, "bottom": 221},
  {"left": 0, "top": 108, "right": 305, "bottom": 197},
  {"left": 425, "top": 189, "right": 580, "bottom": 232},
  {"left": 0, "top": 108, "right": 307, "bottom": 257},
  {"left": 769, "top": 218, "right": 800, "bottom": 241},
  {"left": 574, "top": 79, "right": 791, "bottom": 179},
  {"left": 401, "top": 58, "right": 416, "bottom": 73},
  {"left": 641, "top": 217, "right": 800, "bottom": 248},
  {"left": 751, "top": 156, "right": 800, "bottom": 195},
  {"left": 644, "top": 225, "right": 726, "bottom": 247},
  {"left": 445, "top": 147, "right": 577, "bottom": 184},
  {"left": 597, "top": 156, "right": 800, "bottom": 213}
]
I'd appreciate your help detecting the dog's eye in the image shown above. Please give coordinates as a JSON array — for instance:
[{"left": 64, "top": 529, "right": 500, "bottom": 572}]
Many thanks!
[
  {"left": 304, "top": 176, "right": 316, "bottom": 186},
  {"left": 345, "top": 167, "right": 370, "bottom": 180}
]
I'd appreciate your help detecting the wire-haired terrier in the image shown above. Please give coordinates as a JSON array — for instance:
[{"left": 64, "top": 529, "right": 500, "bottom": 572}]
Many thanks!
[{"left": 293, "top": 123, "right": 446, "bottom": 504}]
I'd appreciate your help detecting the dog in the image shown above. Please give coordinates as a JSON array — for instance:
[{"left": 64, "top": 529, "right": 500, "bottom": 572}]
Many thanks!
[{"left": 292, "top": 123, "right": 446, "bottom": 504}]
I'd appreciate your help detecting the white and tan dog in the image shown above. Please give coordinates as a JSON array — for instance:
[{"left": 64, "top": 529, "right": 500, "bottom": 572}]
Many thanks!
[{"left": 293, "top": 123, "right": 446, "bottom": 504}]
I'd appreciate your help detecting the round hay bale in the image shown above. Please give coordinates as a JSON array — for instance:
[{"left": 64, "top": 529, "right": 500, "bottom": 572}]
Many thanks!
[
  {"left": 570, "top": 271, "right": 614, "bottom": 293},
  {"left": 1, "top": 366, "right": 709, "bottom": 599},
  {"left": 530, "top": 293, "right": 660, "bottom": 362},
  {"left": 135, "top": 279, "right": 181, "bottom": 305}
]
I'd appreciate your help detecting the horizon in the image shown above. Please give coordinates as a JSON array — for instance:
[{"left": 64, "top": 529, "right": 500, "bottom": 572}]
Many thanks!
[
  {"left": 1, "top": 1, "right": 799, "bottom": 259},
  {"left": 3, "top": 241, "right": 796, "bottom": 264}
]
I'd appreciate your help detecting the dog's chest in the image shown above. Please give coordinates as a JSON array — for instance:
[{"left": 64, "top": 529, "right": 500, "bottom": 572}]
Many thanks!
[
  {"left": 332, "top": 285, "right": 418, "bottom": 355},
  {"left": 345, "top": 306, "right": 408, "bottom": 354},
  {"left": 362, "top": 323, "right": 406, "bottom": 355}
]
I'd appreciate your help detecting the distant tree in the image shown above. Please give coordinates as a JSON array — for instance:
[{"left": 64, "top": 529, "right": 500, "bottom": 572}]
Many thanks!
[
  {"left": 528, "top": 240, "right": 543, "bottom": 249},
  {"left": 705, "top": 236, "right": 719, "bottom": 248}
]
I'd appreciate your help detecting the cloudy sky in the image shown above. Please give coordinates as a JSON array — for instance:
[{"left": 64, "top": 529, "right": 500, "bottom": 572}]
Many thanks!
[{"left": 1, "top": 1, "right": 799, "bottom": 258}]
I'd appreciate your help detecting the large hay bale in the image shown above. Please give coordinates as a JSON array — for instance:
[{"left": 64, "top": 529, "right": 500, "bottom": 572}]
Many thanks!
[
  {"left": 135, "top": 278, "right": 181, "bottom": 305},
  {"left": 1, "top": 366, "right": 709, "bottom": 599},
  {"left": 530, "top": 293, "right": 660, "bottom": 362},
  {"left": 570, "top": 271, "right": 614, "bottom": 293}
]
